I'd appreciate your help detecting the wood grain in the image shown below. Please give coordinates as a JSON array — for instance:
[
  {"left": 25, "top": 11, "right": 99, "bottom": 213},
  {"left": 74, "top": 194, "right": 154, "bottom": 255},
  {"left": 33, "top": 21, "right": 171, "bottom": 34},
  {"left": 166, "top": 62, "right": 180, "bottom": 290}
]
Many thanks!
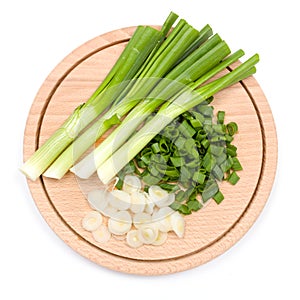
[{"left": 23, "top": 26, "right": 277, "bottom": 275}]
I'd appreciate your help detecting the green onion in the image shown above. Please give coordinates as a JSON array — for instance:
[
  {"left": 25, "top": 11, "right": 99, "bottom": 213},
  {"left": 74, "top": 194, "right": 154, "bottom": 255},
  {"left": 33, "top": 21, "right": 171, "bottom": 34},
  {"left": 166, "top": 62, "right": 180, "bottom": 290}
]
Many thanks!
[
  {"left": 97, "top": 54, "right": 259, "bottom": 184},
  {"left": 151, "top": 143, "right": 161, "bottom": 154},
  {"left": 178, "top": 120, "right": 196, "bottom": 137},
  {"left": 232, "top": 157, "right": 243, "bottom": 171},
  {"left": 213, "top": 191, "right": 225, "bottom": 204},
  {"left": 42, "top": 15, "right": 183, "bottom": 180},
  {"left": 174, "top": 24, "right": 213, "bottom": 65},
  {"left": 170, "top": 156, "right": 184, "bottom": 167},
  {"left": 227, "top": 122, "right": 239, "bottom": 135},
  {"left": 187, "top": 199, "right": 202, "bottom": 212},
  {"left": 220, "top": 156, "right": 234, "bottom": 173},
  {"left": 212, "top": 164, "right": 224, "bottom": 181},
  {"left": 21, "top": 12, "right": 250, "bottom": 212},
  {"left": 192, "top": 172, "right": 206, "bottom": 184},
  {"left": 72, "top": 33, "right": 230, "bottom": 179},
  {"left": 217, "top": 111, "right": 225, "bottom": 124},
  {"left": 175, "top": 191, "right": 186, "bottom": 202},
  {"left": 202, "top": 180, "right": 219, "bottom": 202},
  {"left": 226, "top": 144, "right": 237, "bottom": 157},
  {"left": 159, "top": 183, "right": 180, "bottom": 193},
  {"left": 170, "top": 201, "right": 182, "bottom": 210},
  {"left": 141, "top": 172, "right": 160, "bottom": 185},
  {"left": 178, "top": 204, "right": 191, "bottom": 215},
  {"left": 69, "top": 21, "right": 206, "bottom": 179},
  {"left": 21, "top": 25, "right": 163, "bottom": 180},
  {"left": 227, "top": 171, "right": 240, "bottom": 185}
]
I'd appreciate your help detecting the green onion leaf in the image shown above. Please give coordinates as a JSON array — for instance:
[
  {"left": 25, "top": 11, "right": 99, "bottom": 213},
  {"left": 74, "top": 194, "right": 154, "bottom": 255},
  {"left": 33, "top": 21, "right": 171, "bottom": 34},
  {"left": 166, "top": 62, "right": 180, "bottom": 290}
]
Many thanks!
[
  {"left": 217, "top": 111, "right": 225, "bottom": 124},
  {"left": 192, "top": 171, "right": 206, "bottom": 184},
  {"left": 212, "top": 164, "right": 224, "bottom": 181},
  {"left": 227, "top": 122, "right": 239, "bottom": 135},
  {"left": 170, "top": 201, "right": 181, "bottom": 210},
  {"left": 202, "top": 180, "right": 219, "bottom": 202},
  {"left": 179, "top": 120, "right": 196, "bottom": 138},
  {"left": 232, "top": 157, "right": 243, "bottom": 171},
  {"left": 159, "top": 183, "right": 180, "bottom": 192},
  {"left": 170, "top": 156, "right": 184, "bottom": 167},
  {"left": 159, "top": 138, "right": 170, "bottom": 153},
  {"left": 175, "top": 190, "right": 186, "bottom": 202},
  {"left": 226, "top": 144, "right": 237, "bottom": 157},
  {"left": 187, "top": 199, "right": 202, "bottom": 211},
  {"left": 213, "top": 190, "right": 225, "bottom": 204},
  {"left": 151, "top": 143, "right": 160, "bottom": 154},
  {"left": 227, "top": 171, "right": 240, "bottom": 185},
  {"left": 178, "top": 204, "right": 191, "bottom": 215}
]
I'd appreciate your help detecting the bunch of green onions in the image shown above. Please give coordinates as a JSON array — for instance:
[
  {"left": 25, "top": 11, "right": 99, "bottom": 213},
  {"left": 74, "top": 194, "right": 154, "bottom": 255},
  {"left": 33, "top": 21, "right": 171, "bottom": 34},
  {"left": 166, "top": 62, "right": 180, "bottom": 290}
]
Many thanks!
[{"left": 21, "top": 12, "right": 259, "bottom": 183}]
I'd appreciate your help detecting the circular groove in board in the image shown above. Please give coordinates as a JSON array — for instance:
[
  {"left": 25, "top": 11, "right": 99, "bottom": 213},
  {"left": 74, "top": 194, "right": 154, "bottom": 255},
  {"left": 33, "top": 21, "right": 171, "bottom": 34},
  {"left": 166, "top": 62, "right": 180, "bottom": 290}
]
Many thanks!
[{"left": 23, "top": 26, "right": 277, "bottom": 275}]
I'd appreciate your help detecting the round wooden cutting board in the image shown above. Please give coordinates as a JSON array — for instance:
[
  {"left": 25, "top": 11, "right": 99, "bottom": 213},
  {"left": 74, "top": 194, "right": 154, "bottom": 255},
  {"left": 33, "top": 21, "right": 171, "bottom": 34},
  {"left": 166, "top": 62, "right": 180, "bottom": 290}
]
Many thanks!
[{"left": 23, "top": 26, "right": 277, "bottom": 275}]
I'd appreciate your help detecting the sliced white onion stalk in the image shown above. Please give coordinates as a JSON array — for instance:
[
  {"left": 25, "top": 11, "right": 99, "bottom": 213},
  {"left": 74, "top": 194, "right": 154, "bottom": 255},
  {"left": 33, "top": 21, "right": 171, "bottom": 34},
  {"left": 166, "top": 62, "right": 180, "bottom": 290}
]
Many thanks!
[
  {"left": 137, "top": 225, "right": 158, "bottom": 244},
  {"left": 133, "top": 212, "right": 152, "bottom": 228},
  {"left": 87, "top": 189, "right": 108, "bottom": 212},
  {"left": 123, "top": 175, "right": 142, "bottom": 194},
  {"left": 105, "top": 177, "right": 119, "bottom": 192},
  {"left": 170, "top": 211, "right": 185, "bottom": 238},
  {"left": 108, "top": 190, "right": 131, "bottom": 211},
  {"left": 82, "top": 211, "right": 103, "bottom": 231},
  {"left": 152, "top": 207, "right": 174, "bottom": 232},
  {"left": 100, "top": 204, "right": 118, "bottom": 217},
  {"left": 130, "top": 191, "right": 146, "bottom": 214},
  {"left": 148, "top": 185, "right": 170, "bottom": 208},
  {"left": 126, "top": 230, "right": 143, "bottom": 248},
  {"left": 144, "top": 193, "right": 155, "bottom": 214},
  {"left": 152, "top": 231, "right": 168, "bottom": 246},
  {"left": 92, "top": 224, "right": 111, "bottom": 243},
  {"left": 159, "top": 192, "right": 175, "bottom": 207},
  {"left": 108, "top": 211, "right": 132, "bottom": 235}
]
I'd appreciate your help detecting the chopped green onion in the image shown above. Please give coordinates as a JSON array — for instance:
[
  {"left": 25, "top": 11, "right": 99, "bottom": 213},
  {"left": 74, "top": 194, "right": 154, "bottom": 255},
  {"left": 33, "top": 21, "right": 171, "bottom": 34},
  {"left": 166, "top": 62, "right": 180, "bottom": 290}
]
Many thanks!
[
  {"left": 159, "top": 138, "right": 170, "bottom": 153},
  {"left": 170, "top": 156, "right": 184, "bottom": 167},
  {"left": 232, "top": 157, "right": 243, "bottom": 171},
  {"left": 226, "top": 144, "right": 237, "bottom": 157},
  {"left": 212, "top": 164, "right": 224, "bottom": 181},
  {"left": 175, "top": 190, "right": 186, "bottom": 202},
  {"left": 141, "top": 171, "right": 160, "bottom": 185},
  {"left": 227, "top": 171, "right": 240, "bottom": 185},
  {"left": 227, "top": 122, "right": 239, "bottom": 136},
  {"left": 187, "top": 199, "right": 202, "bottom": 212},
  {"left": 190, "top": 118, "right": 203, "bottom": 129},
  {"left": 165, "top": 167, "right": 180, "bottom": 178},
  {"left": 220, "top": 156, "right": 234, "bottom": 172},
  {"left": 170, "top": 201, "right": 182, "bottom": 210},
  {"left": 178, "top": 120, "right": 196, "bottom": 137},
  {"left": 213, "top": 191, "right": 225, "bottom": 204},
  {"left": 151, "top": 143, "right": 160, "bottom": 154},
  {"left": 210, "top": 144, "right": 225, "bottom": 157},
  {"left": 202, "top": 180, "right": 219, "bottom": 202},
  {"left": 217, "top": 111, "right": 225, "bottom": 124},
  {"left": 201, "top": 139, "right": 210, "bottom": 149},
  {"left": 159, "top": 183, "right": 180, "bottom": 193},
  {"left": 192, "top": 171, "right": 206, "bottom": 184},
  {"left": 178, "top": 204, "right": 191, "bottom": 215}
]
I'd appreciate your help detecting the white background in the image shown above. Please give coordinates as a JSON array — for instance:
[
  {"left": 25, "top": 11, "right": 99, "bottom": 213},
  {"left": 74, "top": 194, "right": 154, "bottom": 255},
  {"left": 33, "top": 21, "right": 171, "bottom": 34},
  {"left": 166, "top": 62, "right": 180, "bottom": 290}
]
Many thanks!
[{"left": 1, "top": 0, "right": 299, "bottom": 299}]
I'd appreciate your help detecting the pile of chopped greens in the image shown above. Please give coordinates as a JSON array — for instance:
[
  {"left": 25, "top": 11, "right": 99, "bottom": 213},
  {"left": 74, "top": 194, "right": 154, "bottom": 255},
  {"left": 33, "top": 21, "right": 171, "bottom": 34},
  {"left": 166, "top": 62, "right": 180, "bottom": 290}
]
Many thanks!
[{"left": 116, "top": 98, "right": 243, "bottom": 215}]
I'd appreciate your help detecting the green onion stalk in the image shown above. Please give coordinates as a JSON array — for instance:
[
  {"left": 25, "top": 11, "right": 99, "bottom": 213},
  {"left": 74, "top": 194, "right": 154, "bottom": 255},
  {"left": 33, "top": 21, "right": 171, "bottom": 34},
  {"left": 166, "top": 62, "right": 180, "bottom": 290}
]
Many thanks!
[
  {"left": 44, "top": 19, "right": 204, "bottom": 179},
  {"left": 71, "top": 38, "right": 237, "bottom": 179},
  {"left": 21, "top": 12, "right": 178, "bottom": 181},
  {"left": 96, "top": 54, "right": 259, "bottom": 184}
]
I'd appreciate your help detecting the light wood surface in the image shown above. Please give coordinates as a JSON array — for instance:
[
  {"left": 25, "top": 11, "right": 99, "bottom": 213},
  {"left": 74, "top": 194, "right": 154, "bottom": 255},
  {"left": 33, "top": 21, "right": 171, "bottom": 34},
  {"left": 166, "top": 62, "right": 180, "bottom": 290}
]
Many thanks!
[{"left": 23, "top": 26, "right": 277, "bottom": 275}]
